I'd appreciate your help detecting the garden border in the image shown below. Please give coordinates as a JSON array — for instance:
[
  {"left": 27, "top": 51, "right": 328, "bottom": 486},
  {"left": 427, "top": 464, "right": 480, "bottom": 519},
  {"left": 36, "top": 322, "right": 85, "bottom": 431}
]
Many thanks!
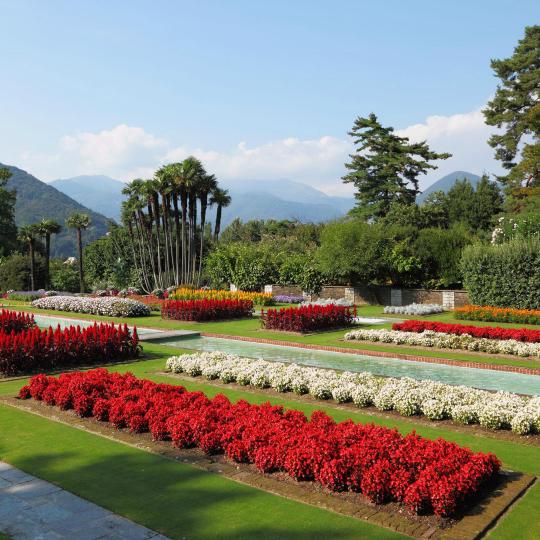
[
  {"left": 200, "top": 333, "right": 540, "bottom": 375},
  {"left": 0, "top": 395, "right": 535, "bottom": 540}
]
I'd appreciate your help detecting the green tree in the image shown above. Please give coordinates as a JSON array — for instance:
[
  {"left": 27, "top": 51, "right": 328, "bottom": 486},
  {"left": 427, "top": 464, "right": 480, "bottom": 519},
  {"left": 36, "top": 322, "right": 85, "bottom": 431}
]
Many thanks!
[
  {"left": 0, "top": 167, "right": 18, "bottom": 256},
  {"left": 0, "top": 253, "right": 45, "bottom": 291},
  {"left": 472, "top": 175, "right": 503, "bottom": 231},
  {"left": 17, "top": 224, "right": 41, "bottom": 290},
  {"left": 210, "top": 187, "right": 231, "bottom": 241},
  {"left": 343, "top": 114, "right": 451, "bottom": 219},
  {"left": 37, "top": 219, "right": 61, "bottom": 289},
  {"left": 483, "top": 26, "right": 540, "bottom": 208},
  {"left": 66, "top": 212, "right": 91, "bottom": 292}
]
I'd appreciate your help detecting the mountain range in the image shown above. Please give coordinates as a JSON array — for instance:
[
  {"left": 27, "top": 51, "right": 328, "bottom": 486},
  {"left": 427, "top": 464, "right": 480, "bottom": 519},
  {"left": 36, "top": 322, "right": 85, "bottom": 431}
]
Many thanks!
[
  {"left": 417, "top": 171, "right": 482, "bottom": 204},
  {"left": 2, "top": 164, "right": 110, "bottom": 258}
]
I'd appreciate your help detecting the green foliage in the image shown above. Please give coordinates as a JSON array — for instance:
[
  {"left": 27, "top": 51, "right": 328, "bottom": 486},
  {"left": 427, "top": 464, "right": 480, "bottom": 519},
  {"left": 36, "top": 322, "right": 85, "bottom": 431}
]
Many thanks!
[
  {"left": 483, "top": 26, "right": 540, "bottom": 207},
  {"left": 49, "top": 259, "right": 81, "bottom": 292},
  {"left": 461, "top": 237, "right": 540, "bottom": 309},
  {"left": 277, "top": 253, "right": 323, "bottom": 294},
  {"left": 0, "top": 167, "right": 18, "bottom": 256},
  {"left": 491, "top": 212, "right": 540, "bottom": 244},
  {"left": 343, "top": 113, "right": 451, "bottom": 219},
  {"left": 0, "top": 252, "right": 45, "bottom": 291}
]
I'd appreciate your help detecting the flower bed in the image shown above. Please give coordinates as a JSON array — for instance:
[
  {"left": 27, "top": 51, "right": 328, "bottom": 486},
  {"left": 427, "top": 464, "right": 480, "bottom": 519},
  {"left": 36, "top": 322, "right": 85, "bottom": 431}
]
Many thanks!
[
  {"left": 384, "top": 304, "right": 444, "bottom": 316},
  {"left": 31, "top": 296, "right": 151, "bottom": 317},
  {"left": 261, "top": 305, "right": 356, "bottom": 333},
  {"left": 345, "top": 328, "right": 540, "bottom": 358},
  {"left": 273, "top": 295, "right": 305, "bottom": 304},
  {"left": 161, "top": 299, "right": 254, "bottom": 321},
  {"left": 0, "top": 309, "right": 36, "bottom": 333},
  {"left": 19, "top": 369, "right": 501, "bottom": 516},
  {"left": 393, "top": 320, "right": 540, "bottom": 343},
  {"left": 166, "top": 351, "right": 540, "bottom": 435},
  {"left": 455, "top": 305, "right": 540, "bottom": 325},
  {"left": 172, "top": 287, "right": 274, "bottom": 306},
  {"left": 0, "top": 323, "right": 139, "bottom": 376},
  {"left": 126, "top": 294, "right": 165, "bottom": 312},
  {"left": 301, "top": 298, "right": 354, "bottom": 307}
]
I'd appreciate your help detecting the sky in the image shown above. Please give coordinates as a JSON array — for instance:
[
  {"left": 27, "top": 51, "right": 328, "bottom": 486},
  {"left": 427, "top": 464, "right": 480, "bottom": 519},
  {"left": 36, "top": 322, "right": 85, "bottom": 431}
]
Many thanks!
[{"left": 1, "top": 1, "right": 539, "bottom": 196}]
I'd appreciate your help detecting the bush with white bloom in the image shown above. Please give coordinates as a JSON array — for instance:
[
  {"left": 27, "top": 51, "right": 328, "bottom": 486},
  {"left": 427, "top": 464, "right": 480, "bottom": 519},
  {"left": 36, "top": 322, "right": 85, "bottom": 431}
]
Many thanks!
[
  {"left": 166, "top": 351, "right": 540, "bottom": 435},
  {"left": 344, "top": 328, "right": 540, "bottom": 358},
  {"left": 31, "top": 296, "right": 151, "bottom": 317},
  {"left": 384, "top": 304, "right": 444, "bottom": 316}
]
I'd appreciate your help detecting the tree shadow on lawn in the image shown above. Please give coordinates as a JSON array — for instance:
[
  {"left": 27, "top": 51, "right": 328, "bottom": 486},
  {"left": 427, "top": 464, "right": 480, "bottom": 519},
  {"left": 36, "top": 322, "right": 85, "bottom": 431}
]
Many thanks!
[{"left": 0, "top": 445, "right": 380, "bottom": 540}]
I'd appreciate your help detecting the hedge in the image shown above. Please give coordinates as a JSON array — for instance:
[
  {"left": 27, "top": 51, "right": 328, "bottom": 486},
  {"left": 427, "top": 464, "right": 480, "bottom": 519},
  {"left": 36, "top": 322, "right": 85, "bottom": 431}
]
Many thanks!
[{"left": 461, "top": 237, "right": 540, "bottom": 309}]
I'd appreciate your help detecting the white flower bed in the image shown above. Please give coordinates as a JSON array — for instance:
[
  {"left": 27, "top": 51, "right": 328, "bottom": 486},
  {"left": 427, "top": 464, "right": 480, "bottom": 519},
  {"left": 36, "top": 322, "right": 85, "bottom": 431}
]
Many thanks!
[
  {"left": 31, "top": 295, "right": 150, "bottom": 317},
  {"left": 166, "top": 351, "right": 540, "bottom": 435},
  {"left": 344, "top": 328, "right": 540, "bottom": 358},
  {"left": 384, "top": 303, "right": 444, "bottom": 316},
  {"left": 301, "top": 297, "right": 353, "bottom": 307}
]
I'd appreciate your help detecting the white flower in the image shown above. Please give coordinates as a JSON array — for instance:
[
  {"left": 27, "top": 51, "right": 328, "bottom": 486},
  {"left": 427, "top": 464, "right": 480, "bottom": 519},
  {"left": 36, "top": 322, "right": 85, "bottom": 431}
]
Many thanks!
[{"left": 31, "top": 296, "right": 150, "bottom": 317}]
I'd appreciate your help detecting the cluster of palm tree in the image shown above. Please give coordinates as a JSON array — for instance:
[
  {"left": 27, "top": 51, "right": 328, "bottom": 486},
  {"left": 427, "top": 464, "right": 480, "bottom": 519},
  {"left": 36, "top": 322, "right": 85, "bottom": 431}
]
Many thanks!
[
  {"left": 17, "top": 213, "right": 91, "bottom": 292},
  {"left": 121, "top": 156, "right": 231, "bottom": 291}
]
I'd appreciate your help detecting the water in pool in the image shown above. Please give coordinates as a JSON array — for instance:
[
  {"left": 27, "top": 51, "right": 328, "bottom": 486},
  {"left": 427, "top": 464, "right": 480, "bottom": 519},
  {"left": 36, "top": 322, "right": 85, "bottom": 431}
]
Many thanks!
[{"left": 164, "top": 335, "right": 540, "bottom": 396}]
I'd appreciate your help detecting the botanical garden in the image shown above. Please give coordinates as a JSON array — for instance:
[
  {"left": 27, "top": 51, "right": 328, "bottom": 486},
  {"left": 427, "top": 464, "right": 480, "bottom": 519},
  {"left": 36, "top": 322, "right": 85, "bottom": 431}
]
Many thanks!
[{"left": 0, "top": 23, "right": 539, "bottom": 540}]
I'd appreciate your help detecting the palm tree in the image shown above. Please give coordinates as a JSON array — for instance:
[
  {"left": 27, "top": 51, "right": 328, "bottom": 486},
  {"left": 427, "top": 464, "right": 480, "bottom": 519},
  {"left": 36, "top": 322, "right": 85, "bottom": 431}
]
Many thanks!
[
  {"left": 197, "top": 173, "right": 217, "bottom": 285},
  {"left": 37, "top": 219, "right": 61, "bottom": 289},
  {"left": 66, "top": 213, "right": 91, "bottom": 293},
  {"left": 17, "top": 224, "right": 40, "bottom": 290},
  {"left": 210, "top": 187, "right": 231, "bottom": 241}
]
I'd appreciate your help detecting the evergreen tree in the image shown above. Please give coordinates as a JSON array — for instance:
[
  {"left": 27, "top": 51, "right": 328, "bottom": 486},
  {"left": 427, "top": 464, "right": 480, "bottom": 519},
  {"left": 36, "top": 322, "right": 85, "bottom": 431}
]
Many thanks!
[
  {"left": 0, "top": 167, "right": 18, "bottom": 256},
  {"left": 483, "top": 26, "right": 540, "bottom": 210},
  {"left": 472, "top": 175, "right": 503, "bottom": 230},
  {"left": 342, "top": 113, "right": 451, "bottom": 219}
]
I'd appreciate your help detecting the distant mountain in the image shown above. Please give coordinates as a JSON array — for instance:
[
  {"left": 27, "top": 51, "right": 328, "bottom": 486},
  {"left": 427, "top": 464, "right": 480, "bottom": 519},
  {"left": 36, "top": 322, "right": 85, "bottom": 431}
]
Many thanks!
[
  {"left": 51, "top": 175, "right": 356, "bottom": 226},
  {"left": 2, "top": 164, "right": 111, "bottom": 258},
  {"left": 50, "top": 175, "right": 125, "bottom": 222},
  {"left": 417, "top": 171, "right": 482, "bottom": 204}
]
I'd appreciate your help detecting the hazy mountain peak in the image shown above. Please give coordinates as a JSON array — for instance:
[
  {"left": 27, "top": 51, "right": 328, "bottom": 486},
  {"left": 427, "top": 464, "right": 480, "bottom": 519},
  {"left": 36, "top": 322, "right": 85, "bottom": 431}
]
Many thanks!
[{"left": 417, "top": 170, "right": 482, "bottom": 204}]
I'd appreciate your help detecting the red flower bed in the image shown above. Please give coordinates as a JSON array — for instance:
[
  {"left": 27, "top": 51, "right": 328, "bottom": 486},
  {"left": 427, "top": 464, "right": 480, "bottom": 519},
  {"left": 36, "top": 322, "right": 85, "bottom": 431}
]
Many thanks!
[
  {"left": 19, "top": 369, "right": 500, "bottom": 516},
  {"left": 127, "top": 294, "right": 165, "bottom": 311},
  {"left": 261, "top": 304, "right": 356, "bottom": 332},
  {"left": 393, "top": 320, "right": 540, "bottom": 343},
  {"left": 0, "top": 309, "right": 36, "bottom": 334},
  {"left": 0, "top": 324, "right": 140, "bottom": 376},
  {"left": 161, "top": 299, "right": 253, "bottom": 321}
]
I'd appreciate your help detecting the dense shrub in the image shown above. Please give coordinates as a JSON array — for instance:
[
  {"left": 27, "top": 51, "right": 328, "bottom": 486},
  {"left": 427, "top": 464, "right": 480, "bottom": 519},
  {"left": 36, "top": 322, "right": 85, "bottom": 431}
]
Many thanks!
[
  {"left": 0, "top": 309, "right": 36, "bottom": 333},
  {"left": 461, "top": 237, "right": 540, "bottom": 309},
  {"left": 19, "top": 369, "right": 501, "bottom": 516},
  {"left": 162, "top": 299, "right": 254, "bottom": 321},
  {"left": 0, "top": 324, "right": 139, "bottom": 376},
  {"left": 31, "top": 296, "right": 151, "bottom": 317},
  {"left": 455, "top": 305, "right": 540, "bottom": 325},
  {"left": 0, "top": 253, "right": 46, "bottom": 291},
  {"left": 393, "top": 320, "right": 540, "bottom": 343},
  {"left": 261, "top": 305, "right": 356, "bottom": 332}
]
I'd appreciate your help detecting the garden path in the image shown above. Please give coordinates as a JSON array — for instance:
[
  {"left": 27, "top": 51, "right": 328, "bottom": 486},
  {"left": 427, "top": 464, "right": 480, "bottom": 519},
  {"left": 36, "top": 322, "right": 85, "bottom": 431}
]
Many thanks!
[{"left": 0, "top": 461, "right": 169, "bottom": 540}]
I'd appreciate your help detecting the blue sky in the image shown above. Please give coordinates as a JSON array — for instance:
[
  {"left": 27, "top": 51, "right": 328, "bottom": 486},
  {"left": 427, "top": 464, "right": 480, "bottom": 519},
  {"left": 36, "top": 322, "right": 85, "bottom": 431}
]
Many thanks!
[{"left": 1, "top": 1, "right": 539, "bottom": 194}]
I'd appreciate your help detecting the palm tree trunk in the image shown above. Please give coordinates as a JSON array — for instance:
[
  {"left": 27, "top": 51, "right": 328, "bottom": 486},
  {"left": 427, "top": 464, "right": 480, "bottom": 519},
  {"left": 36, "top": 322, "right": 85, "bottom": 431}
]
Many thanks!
[
  {"left": 181, "top": 193, "right": 188, "bottom": 283},
  {"left": 172, "top": 193, "right": 181, "bottom": 285},
  {"left": 29, "top": 241, "right": 36, "bottom": 291},
  {"left": 197, "top": 201, "right": 207, "bottom": 286},
  {"left": 45, "top": 234, "right": 51, "bottom": 289},
  {"left": 214, "top": 204, "right": 222, "bottom": 241},
  {"left": 77, "top": 229, "right": 84, "bottom": 293}
]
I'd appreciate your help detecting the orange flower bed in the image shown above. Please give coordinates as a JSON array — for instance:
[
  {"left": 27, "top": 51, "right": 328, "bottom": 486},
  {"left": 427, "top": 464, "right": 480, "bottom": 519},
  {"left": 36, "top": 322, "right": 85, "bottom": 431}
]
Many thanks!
[{"left": 455, "top": 305, "right": 540, "bottom": 325}]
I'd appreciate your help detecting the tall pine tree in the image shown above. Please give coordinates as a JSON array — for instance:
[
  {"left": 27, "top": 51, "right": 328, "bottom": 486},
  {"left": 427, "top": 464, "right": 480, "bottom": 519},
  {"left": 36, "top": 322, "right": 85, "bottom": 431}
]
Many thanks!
[
  {"left": 343, "top": 114, "right": 451, "bottom": 219},
  {"left": 0, "top": 167, "right": 18, "bottom": 256}
]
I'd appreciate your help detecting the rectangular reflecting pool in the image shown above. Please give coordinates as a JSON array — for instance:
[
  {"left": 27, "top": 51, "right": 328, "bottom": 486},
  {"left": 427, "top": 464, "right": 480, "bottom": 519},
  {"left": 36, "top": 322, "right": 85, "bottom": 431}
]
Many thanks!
[{"left": 162, "top": 335, "right": 540, "bottom": 396}]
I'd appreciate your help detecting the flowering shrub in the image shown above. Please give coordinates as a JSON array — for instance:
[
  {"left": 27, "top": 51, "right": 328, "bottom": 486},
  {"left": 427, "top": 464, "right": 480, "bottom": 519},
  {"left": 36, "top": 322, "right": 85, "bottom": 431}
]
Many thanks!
[
  {"left": 162, "top": 299, "right": 254, "bottom": 321},
  {"left": 171, "top": 288, "right": 274, "bottom": 306},
  {"left": 31, "top": 296, "right": 151, "bottom": 317},
  {"left": 455, "top": 305, "right": 540, "bottom": 325},
  {"left": 0, "top": 323, "right": 139, "bottom": 376},
  {"left": 393, "top": 320, "right": 540, "bottom": 343},
  {"left": 167, "top": 351, "right": 540, "bottom": 435},
  {"left": 273, "top": 295, "right": 305, "bottom": 304},
  {"left": 19, "top": 369, "right": 501, "bottom": 516},
  {"left": 0, "top": 309, "right": 36, "bottom": 333},
  {"left": 261, "top": 305, "right": 356, "bottom": 333},
  {"left": 345, "top": 328, "right": 540, "bottom": 358},
  {"left": 384, "top": 304, "right": 444, "bottom": 316}
]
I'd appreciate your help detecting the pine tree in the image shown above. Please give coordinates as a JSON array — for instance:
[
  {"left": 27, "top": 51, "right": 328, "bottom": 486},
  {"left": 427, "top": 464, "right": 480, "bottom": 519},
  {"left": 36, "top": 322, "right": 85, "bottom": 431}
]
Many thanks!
[{"left": 0, "top": 167, "right": 18, "bottom": 256}]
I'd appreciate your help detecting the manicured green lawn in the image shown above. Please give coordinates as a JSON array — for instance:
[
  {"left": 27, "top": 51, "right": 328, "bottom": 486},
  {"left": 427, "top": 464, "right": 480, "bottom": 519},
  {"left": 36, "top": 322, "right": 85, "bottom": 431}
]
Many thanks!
[
  {"left": 0, "top": 343, "right": 539, "bottom": 539},
  {"left": 7, "top": 302, "right": 540, "bottom": 371}
]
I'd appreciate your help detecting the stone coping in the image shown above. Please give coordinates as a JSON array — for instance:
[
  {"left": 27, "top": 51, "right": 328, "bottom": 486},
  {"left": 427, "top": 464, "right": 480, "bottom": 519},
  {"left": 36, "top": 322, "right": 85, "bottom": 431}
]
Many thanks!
[
  {"left": 200, "top": 332, "right": 540, "bottom": 376},
  {"left": 1, "top": 396, "right": 535, "bottom": 540}
]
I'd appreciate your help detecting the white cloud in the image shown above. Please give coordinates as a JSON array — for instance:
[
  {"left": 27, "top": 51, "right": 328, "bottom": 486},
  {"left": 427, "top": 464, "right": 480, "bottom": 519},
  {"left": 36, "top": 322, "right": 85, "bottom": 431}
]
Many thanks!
[{"left": 16, "top": 106, "right": 501, "bottom": 196}]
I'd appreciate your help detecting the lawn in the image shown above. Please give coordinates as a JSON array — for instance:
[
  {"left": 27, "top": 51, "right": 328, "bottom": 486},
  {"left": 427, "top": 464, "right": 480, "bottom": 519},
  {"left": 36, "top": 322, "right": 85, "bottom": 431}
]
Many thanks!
[{"left": 0, "top": 343, "right": 539, "bottom": 539}]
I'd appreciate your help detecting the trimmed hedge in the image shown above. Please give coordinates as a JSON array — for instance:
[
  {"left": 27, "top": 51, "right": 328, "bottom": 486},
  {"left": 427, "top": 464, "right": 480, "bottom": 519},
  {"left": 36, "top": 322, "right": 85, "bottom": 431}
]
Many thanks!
[{"left": 461, "top": 237, "right": 540, "bottom": 309}]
